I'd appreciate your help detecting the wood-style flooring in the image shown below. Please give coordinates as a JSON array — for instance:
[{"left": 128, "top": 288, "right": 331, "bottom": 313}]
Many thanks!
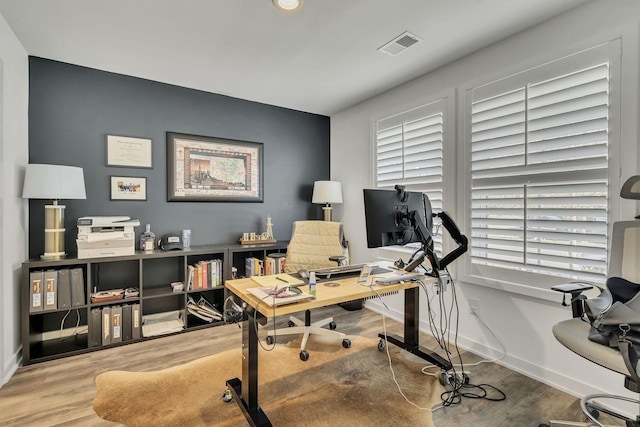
[{"left": 0, "top": 305, "right": 626, "bottom": 426}]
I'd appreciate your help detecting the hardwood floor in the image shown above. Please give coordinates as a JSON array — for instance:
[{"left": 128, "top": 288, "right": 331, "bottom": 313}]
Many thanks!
[{"left": 0, "top": 305, "right": 625, "bottom": 426}]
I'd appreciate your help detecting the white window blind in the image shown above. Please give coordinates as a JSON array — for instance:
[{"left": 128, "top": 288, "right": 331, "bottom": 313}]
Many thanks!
[
  {"left": 469, "top": 46, "right": 612, "bottom": 284},
  {"left": 375, "top": 100, "right": 444, "bottom": 253}
]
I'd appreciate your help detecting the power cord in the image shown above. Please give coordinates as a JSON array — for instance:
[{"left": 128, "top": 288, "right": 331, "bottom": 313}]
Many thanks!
[
  {"left": 59, "top": 308, "right": 81, "bottom": 341},
  {"left": 416, "top": 277, "right": 507, "bottom": 409},
  {"left": 252, "top": 293, "right": 279, "bottom": 352},
  {"left": 377, "top": 297, "right": 435, "bottom": 412},
  {"left": 223, "top": 296, "right": 244, "bottom": 325}
]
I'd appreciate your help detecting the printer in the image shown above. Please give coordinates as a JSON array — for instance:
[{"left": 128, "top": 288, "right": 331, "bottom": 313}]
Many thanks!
[{"left": 76, "top": 216, "right": 140, "bottom": 259}]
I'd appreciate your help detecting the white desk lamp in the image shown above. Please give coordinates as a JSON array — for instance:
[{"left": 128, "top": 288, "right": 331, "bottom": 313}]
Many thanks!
[
  {"left": 312, "top": 180, "right": 343, "bottom": 221},
  {"left": 22, "top": 164, "right": 86, "bottom": 259}
]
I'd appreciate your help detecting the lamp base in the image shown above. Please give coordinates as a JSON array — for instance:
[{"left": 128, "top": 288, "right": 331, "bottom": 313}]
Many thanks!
[
  {"left": 322, "top": 205, "right": 333, "bottom": 222},
  {"left": 41, "top": 252, "right": 67, "bottom": 261},
  {"left": 42, "top": 202, "right": 66, "bottom": 260}
]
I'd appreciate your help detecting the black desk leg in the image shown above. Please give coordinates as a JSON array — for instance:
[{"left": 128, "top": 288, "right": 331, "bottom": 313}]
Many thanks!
[
  {"left": 378, "top": 286, "right": 452, "bottom": 371},
  {"left": 226, "top": 308, "right": 272, "bottom": 427}
]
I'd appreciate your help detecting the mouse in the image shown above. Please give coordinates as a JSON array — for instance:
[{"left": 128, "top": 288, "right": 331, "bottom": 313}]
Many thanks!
[{"left": 297, "top": 269, "right": 309, "bottom": 279}]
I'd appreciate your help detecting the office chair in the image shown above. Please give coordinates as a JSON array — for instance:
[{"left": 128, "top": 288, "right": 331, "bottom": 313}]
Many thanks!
[
  {"left": 542, "top": 176, "right": 640, "bottom": 427},
  {"left": 265, "top": 220, "right": 351, "bottom": 361}
]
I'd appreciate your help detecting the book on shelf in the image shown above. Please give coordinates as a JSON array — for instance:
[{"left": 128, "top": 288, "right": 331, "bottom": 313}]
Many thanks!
[
  {"left": 102, "top": 306, "right": 111, "bottom": 345},
  {"left": 264, "top": 257, "right": 275, "bottom": 276},
  {"left": 111, "top": 305, "right": 123, "bottom": 343},
  {"left": 43, "top": 270, "right": 58, "bottom": 310},
  {"left": 266, "top": 253, "right": 286, "bottom": 275},
  {"left": 70, "top": 268, "right": 85, "bottom": 307},
  {"left": 57, "top": 269, "right": 72, "bottom": 309},
  {"left": 89, "top": 308, "right": 102, "bottom": 347},
  {"left": 187, "top": 259, "right": 222, "bottom": 290},
  {"left": 122, "top": 304, "right": 133, "bottom": 342},
  {"left": 29, "top": 271, "right": 44, "bottom": 313},
  {"left": 196, "top": 263, "right": 203, "bottom": 289},
  {"left": 245, "top": 257, "right": 264, "bottom": 277},
  {"left": 132, "top": 303, "right": 141, "bottom": 339},
  {"left": 209, "top": 259, "right": 222, "bottom": 287},
  {"left": 201, "top": 261, "right": 208, "bottom": 289},
  {"left": 187, "top": 265, "right": 195, "bottom": 291}
]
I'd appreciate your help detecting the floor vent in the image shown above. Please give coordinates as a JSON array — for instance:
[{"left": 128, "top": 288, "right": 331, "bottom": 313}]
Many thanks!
[{"left": 377, "top": 31, "right": 421, "bottom": 56}]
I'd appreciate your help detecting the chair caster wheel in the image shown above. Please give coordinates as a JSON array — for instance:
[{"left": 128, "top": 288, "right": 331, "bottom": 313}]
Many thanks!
[
  {"left": 288, "top": 320, "right": 295, "bottom": 327},
  {"left": 378, "top": 339, "right": 386, "bottom": 351},
  {"left": 342, "top": 338, "right": 351, "bottom": 348},
  {"left": 300, "top": 350, "right": 309, "bottom": 361},
  {"left": 266, "top": 336, "right": 274, "bottom": 345},
  {"left": 329, "top": 321, "right": 337, "bottom": 330},
  {"left": 221, "top": 389, "right": 233, "bottom": 403}
]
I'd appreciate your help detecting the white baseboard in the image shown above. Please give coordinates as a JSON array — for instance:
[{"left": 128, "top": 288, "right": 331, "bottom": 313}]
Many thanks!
[{"left": 0, "top": 347, "right": 21, "bottom": 388}]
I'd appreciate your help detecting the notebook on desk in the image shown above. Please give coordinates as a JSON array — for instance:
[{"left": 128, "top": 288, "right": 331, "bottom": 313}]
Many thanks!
[{"left": 250, "top": 274, "right": 304, "bottom": 288}]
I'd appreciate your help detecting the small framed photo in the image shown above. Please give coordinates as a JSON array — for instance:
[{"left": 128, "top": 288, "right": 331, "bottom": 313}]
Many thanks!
[
  {"left": 110, "top": 176, "right": 147, "bottom": 201},
  {"left": 107, "top": 135, "right": 153, "bottom": 168}
]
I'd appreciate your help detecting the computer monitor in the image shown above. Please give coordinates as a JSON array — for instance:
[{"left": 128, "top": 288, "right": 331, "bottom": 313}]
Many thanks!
[{"left": 363, "top": 187, "right": 433, "bottom": 250}]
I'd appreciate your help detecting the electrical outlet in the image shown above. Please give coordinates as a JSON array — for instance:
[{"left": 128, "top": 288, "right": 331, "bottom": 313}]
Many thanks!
[{"left": 469, "top": 297, "right": 480, "bottom": 314}]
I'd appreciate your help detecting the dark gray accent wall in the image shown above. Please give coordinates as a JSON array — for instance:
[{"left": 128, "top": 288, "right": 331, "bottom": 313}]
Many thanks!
[{"left": 28, "top": 57, "right": 330, "bottom": 259}]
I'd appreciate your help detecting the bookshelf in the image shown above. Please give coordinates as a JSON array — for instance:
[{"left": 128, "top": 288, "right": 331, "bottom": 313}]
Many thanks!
[
  {"left": 226, "top": 241, "right": 289, "bottom": 279},
  {"left": 22, "top": 244, "right": 230, "bottom": 365}
]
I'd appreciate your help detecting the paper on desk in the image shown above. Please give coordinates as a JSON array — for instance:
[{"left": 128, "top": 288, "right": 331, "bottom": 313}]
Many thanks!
[
  {"left": 250, "top": 274, "right": 304, "bottom": 288},
  {"left": 246, "top": 286, "right": 314, "bottom": 306}
]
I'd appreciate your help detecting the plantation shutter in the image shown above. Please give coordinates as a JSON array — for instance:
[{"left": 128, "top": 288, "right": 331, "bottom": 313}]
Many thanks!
[
  {"left": 375, "top": 100, "right": 444, "bottom": 252},
  {"left": 469, "top": 46, "right": 611, "bottom": 283}
]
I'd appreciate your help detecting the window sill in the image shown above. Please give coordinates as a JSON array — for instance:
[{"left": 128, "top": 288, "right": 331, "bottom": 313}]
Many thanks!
[{"left": 459, "top": 273, "right": 583, "bottom": 303}]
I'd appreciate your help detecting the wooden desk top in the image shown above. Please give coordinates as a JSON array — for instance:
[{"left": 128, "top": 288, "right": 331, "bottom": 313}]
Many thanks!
[{"left": 225, "top": 271, "right": 435, "bottom": 318}]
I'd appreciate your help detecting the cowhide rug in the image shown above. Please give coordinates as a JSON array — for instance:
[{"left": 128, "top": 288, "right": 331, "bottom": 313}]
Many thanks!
[{"left": 93, "top": 336, "right": 442, "bottom": 426}]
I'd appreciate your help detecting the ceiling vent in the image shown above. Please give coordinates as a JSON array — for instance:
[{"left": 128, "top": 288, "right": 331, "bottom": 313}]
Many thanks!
[{"left": 377, "top": 31, "right": 421, "bottom": 56}]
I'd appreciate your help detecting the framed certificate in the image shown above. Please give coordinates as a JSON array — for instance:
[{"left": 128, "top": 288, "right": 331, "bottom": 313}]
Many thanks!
[{"left": 107, "top": 135, "right": 153, "bottom": 168}]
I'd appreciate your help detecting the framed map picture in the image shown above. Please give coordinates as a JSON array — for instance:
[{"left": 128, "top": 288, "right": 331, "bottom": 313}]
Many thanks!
[{"left": 166, "top": 132, "right": 264, "bottom": 202}]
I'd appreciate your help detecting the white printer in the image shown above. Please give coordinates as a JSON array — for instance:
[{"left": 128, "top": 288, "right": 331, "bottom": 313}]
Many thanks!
[{"left": 76, "top": 216, "right": 140, "bottom": 259}]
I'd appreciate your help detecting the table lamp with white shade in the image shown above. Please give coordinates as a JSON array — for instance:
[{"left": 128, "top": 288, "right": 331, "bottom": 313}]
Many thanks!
[
  {"left": 22, "top": 164, "right": 86, "bottom": 260},
  {"left": 312, "top": 180, "right": 343, "bottom": 221}
]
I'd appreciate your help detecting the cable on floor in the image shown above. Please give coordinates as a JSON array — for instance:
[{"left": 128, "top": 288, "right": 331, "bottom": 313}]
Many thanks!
[{"left": 415, "top": 272, "right": 507, "bottom": 409}]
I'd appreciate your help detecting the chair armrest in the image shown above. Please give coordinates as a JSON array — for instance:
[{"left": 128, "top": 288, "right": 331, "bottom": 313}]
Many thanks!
[
  {"left": 552, "top": 282, "right": 594, "bottom": 318},
  {"left": 329, "top": 256, "right": 347, "bottom": 266}
]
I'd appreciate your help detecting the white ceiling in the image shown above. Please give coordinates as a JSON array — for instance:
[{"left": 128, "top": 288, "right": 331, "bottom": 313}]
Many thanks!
[{"left": 0, "top": 0, "right": 590, "bottom": 116}]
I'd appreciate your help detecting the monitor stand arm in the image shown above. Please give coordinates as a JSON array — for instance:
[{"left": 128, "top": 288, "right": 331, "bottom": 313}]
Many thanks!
[
  {"left": 434, "top": 211, "right": 469, "bottom": 271},
  {"left": 404, "top": 210, "right": 468, "bottom": 276}
]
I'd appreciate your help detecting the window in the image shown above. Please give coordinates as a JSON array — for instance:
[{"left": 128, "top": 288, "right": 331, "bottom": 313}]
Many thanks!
[
  {"left": 466, "top": 43, "right": 619, "bottom": 285},
  {"left": 375, "top": 99, "right": 445, "bottom": 253}
]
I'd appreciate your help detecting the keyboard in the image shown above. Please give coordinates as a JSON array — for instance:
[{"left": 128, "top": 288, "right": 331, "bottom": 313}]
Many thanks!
[
  {"left": 374, "top": 272, "right": 425, "bottom": 285},
  {"left": 311, "top": 263, "right": 368, "bottom": 278}
]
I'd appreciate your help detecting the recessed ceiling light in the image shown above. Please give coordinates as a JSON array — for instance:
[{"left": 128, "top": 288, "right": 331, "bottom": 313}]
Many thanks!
[{"left": 273, "top": 0, "right": 302, "bottom": 11}]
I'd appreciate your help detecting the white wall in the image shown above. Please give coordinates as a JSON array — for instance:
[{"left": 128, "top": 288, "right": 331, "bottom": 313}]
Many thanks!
[
  {"left": 332, "top": 0, "right": 640, "bottom": 417},
  {"left": 0, "top": 13, "right": 29, "bottom": 387}
]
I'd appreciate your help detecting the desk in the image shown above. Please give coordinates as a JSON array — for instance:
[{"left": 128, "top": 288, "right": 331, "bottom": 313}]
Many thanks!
[{"left": 225, "top": 272, "right": 451, "bottom": 427}]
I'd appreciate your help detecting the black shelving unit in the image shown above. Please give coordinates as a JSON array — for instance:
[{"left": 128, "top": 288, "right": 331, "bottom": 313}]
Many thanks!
[
  {"left": 22, "top": 244, "right": 227, "bottom": 365},
  {"left": 21, "top": 241, "right": 289, "bottom": 365}
]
